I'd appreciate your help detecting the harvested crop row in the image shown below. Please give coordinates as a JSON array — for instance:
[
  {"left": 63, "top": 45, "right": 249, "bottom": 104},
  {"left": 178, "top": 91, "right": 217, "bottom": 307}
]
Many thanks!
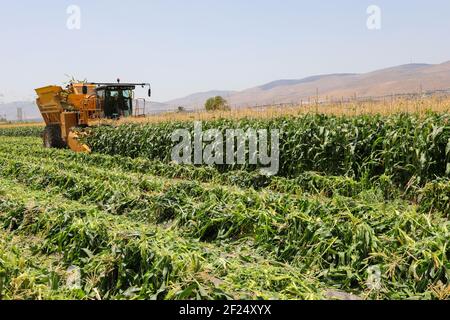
[
  {"left": 0, "top": 144, "right": 449, "bottom": 298},
  {"left": 0, "top": 178, "right": 327, "bottom": 300},
  {"left": 0, "top": 229, "right": 74, "bottom": 300},
  {"left": 11, "top": 136, "right": 448, "bottom": 216},
  {"left": 0, "top": 137, "right": 400, "bottom": 199},
  {"left": 85, "top": 113, "right": 450, "bottom": 188},
  {"left": 418, "top": 179, "right": 450, "bottom": 215},
  {"left": 1, "top": 137, "right": 447, "bottom": 219},
  {"left": 0, "top": 139, "right": 369, "bottom": 217},
  {"left": 0, "top": 153, "right": 341, "bottom": 248}
]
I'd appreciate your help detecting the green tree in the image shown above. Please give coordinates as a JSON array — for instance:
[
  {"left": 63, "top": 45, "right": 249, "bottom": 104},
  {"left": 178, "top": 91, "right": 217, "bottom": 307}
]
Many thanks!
[{"left": 205, "top": 96, "right": 230, "bottom": 112}]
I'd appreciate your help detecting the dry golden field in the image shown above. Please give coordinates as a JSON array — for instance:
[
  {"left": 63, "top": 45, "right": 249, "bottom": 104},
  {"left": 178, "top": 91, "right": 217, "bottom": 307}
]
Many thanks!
[
  {"left": 114, "top": 96, "right": 450, "bottom": 125},
  {"left": 1, "top": 96, "right": 449, "bottom": 128},
  {"left": 0, "top": 122, "right": 44, "bottom": 128}
]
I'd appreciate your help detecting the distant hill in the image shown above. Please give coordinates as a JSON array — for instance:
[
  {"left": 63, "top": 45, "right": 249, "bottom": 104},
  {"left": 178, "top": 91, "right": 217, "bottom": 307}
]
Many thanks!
[
  {"left": 258, "top": 74, "right": 357, "bottom": 91},
  {"left": 0, "top": 100, "right": 172, "bottom": 119},
  {"left": 161, "top": 60, "right": 450, "bottom": 109},
  {"left": 163, "top": 90, "right": 237, "bottom": 110},
  {"left": 225, "top": 61, "right": 450, "bottom": 107},
  {"left": 145, "top": 101, "right": 172, "bottom": 114},
  {"left": 2, "top": 60, "right": 450, "bottom": 116},
  {"left": 0, "top": 101, "right": 41, "bottom": 121}
]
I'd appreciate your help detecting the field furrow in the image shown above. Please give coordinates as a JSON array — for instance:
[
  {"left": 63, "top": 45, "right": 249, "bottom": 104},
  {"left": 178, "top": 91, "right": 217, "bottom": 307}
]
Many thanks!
[{"left": 0, "top": 137, "right": 372, "bottom": 198}]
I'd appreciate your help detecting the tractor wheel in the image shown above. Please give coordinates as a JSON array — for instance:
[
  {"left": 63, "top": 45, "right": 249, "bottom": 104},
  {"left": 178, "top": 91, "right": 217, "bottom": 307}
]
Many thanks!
[{"left": 43, "top": 125, "right": 66, "bottom": 149}]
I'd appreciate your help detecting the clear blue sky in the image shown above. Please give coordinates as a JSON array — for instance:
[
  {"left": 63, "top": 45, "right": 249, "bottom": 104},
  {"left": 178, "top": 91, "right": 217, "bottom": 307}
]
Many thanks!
[{"left": 1, "top": 0, "right": 449, "bottom": 102}]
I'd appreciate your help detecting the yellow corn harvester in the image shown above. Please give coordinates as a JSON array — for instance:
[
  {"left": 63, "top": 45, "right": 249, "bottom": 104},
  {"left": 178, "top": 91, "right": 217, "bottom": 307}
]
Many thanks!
[{"left": 35, "top": 81, "right": 151, "bottom": 152}]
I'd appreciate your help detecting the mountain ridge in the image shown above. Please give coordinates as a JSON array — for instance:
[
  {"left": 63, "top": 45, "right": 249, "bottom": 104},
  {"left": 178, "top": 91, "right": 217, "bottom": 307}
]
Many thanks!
[
  {"left": 163, "top": 61, "right": 450, "bottom": 108},
  {"left": 2, "top": 60, "right": 450, "bottom": 120}
]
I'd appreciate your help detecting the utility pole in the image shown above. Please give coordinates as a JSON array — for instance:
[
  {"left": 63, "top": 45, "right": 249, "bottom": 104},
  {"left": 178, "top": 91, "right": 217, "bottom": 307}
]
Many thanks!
[
  {"left": 17, "top": 107, "right": 23, "bottom": 122},
  {"left": 315, "top": 88, "right": 319, "bottom": 113}
]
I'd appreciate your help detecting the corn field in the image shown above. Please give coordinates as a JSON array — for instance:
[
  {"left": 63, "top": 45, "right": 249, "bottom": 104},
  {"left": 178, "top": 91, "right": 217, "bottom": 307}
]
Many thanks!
[
  {"left": 0, "top": 111, "right": 450, "bottom": 300},
  {"left": 0, "top": 126, "right": 44, "bottom": 137},
  {"left": 86, "top": 113, "right": 450, "bottom": 188}
]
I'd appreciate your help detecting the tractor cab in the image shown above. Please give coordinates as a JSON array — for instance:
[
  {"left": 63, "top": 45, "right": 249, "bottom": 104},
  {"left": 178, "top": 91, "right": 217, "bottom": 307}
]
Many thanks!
[
  {"left": 95, "top": 85, "right": 135, "bottom": 118},
  {"left": 80, "top": 81, "right": 152, "bottom": 119}
]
